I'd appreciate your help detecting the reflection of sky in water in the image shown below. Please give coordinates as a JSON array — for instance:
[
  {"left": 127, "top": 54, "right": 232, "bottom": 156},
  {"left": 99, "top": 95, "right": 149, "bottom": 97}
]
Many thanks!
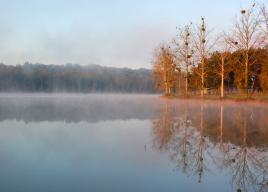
[{"left": 0, "top": 94, "right": 267, "bottom": 192}]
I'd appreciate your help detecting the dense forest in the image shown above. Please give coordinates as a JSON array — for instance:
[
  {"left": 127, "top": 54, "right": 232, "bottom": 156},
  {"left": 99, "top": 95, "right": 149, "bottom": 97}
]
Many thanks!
[
  {"left": 153, "top": 3, "right": 268, "bottom": 98},
  {"left": 0, "top": 63, "right": 155, "bottom": 93}
]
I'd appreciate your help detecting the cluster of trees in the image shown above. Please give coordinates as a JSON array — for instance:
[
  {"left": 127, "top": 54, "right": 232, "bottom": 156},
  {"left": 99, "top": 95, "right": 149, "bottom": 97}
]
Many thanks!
[
  {"left": 153, "top": 2, "right": 268, "bottom": 98},
  {"left": 0, "top": 63, "right": 154, "bottom": 93}
]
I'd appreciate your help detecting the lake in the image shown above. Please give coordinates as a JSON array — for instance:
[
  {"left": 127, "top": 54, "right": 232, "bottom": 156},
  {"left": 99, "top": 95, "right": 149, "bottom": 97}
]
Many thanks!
[{"left": 0, "top": 94, "right": 267, "bottom": 192}]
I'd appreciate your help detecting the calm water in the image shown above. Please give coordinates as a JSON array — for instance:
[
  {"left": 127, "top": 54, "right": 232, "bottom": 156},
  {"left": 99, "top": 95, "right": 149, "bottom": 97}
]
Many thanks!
[{"left": 0, "top": 94, "right": 267, "bottom": 192}]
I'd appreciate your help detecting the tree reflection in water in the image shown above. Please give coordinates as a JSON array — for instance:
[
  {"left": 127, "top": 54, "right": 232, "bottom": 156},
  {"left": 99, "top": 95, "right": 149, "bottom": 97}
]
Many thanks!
[{"left": 152, "top": 101, "right": 268, "bottom": 192}]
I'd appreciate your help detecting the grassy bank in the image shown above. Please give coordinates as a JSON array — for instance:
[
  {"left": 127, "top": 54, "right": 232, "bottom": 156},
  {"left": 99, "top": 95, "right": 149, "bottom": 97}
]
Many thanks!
[{"left": 162, "top": 94, "right": 268, "bottom": 102}]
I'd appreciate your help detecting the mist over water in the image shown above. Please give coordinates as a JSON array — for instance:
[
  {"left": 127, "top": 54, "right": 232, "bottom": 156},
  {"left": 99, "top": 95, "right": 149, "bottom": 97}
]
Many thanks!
[
  {"left": 0, "top": 94, "right": 267, "bottom": 192},
  {"left": 0, "top": 94, "right": 160, "bottom": 122}
]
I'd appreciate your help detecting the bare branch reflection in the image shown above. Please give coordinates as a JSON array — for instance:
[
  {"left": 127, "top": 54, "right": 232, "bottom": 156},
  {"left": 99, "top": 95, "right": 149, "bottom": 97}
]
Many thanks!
[{"left": 152, "top": 101, "right": 268, "bottom": 192}]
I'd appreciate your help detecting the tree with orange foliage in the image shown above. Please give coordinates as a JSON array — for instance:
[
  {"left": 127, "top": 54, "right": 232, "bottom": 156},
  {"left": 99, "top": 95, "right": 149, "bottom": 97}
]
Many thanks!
[{"left": 152, "top": 45, "right": 179, "bottom": 96}]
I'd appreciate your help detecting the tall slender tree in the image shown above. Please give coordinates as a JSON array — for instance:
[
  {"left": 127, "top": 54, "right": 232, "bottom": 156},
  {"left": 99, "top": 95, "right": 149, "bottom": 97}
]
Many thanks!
[
  {"left": 217, "top": 37, "right": 232, "bottom": 98},
  {"left": 227, "top": 3, "right": 266, "bottom": 97},
  {"left": 194, "top": 17, "right": 215, "bottom": 97},
  {"left": 174, "top": 24, "right": 194, "bottom": 97}
]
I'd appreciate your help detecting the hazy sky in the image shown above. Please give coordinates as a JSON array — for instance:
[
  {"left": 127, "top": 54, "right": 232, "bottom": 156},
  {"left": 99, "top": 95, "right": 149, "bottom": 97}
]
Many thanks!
[{"left": 0, "top": 0, "right": 264, "bottom": 68}]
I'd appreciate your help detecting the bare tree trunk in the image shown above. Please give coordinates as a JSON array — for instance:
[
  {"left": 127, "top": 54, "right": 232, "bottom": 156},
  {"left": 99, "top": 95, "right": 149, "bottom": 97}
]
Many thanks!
[
  {"left": 186, "top": 57, "right": 189, "bottom": 97},
  {"left": 178, "top": 74, "right": 181, "bottom": 95},
  {"left": 200, "top": 19, "right": 206, "bottom": 98},
  {"left": 165, "top": 82, "right": 168, "bottom": 96},
  {"left": 201, "top": 57, "right": 205, "bottom": 97},
  {"left": 245, "top": 52, "right": 249, "bottom": 98},
  {"left": 185, "top": 34, "right": 189, "bottom": 97},
  {"left": 164, "top": 69, "right": 168, "bottom": 96},
  {"left": 221, "top": 54, "right": 225, "bottom": 98},
  {"left": 250, "top": 78, "right": 256, "bottom": 96}
]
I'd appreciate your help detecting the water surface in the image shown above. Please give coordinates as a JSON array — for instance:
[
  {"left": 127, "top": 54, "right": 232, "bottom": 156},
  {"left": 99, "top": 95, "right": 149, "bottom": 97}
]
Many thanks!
[{"left": 0, "top": 94, "right": 267, "bottom": 192}]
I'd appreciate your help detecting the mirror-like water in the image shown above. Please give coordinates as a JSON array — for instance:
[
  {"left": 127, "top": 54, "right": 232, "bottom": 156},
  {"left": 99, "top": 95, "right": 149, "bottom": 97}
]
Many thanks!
[{"left": 0, "top": 94, "right": 267, "bottom": 192}]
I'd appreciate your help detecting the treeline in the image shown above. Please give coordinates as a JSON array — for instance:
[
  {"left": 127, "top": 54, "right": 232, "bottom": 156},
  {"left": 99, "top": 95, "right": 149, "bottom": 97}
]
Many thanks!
[
  {"left": 153, "top": 2, "right": 268, "bottom": 98},
  {"left": 0, "top": 63, "right": 155, "bottom": 93}
]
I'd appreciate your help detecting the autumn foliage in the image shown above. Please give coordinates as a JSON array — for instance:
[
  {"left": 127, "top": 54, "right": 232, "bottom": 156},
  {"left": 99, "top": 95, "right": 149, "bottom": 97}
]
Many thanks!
[{"left": 153, "top": 3, "right": 268, "bottom": 98}]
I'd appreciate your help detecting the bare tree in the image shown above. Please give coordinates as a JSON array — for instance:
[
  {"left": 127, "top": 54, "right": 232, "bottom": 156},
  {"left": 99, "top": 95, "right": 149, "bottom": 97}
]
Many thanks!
[
  {"left": 194, "top": 17, "right": 216, "bottom": 97},
  {"left": 216, "top": 37, "right": 232, "bottom": 98},
  {"left": 260, "top": 3, "right": 268, "bottom": 34},
  {"left": 227, "top": 3, "right": 266, "bottom": 97},
  {"left": 174, "top": 24, "right": 194, "bottom": 97},
  {"left": 220, "top": 52, "right": 227, "bottom": 98}
]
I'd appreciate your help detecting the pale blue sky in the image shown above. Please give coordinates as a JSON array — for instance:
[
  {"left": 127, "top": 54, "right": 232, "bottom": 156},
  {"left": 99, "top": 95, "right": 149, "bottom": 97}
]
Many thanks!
[{"left": 0, "top": 0, "right": 264, "bottom": 68}]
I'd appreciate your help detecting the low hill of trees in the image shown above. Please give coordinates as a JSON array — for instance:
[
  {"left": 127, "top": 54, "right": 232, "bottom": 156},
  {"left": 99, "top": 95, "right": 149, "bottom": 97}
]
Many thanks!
[{"left": 0, "top": 63, "right": 155, "bottom": 93}]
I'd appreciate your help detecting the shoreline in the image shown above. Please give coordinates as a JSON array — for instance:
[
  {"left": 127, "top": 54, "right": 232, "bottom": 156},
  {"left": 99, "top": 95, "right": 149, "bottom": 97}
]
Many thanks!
[{"left": 160, "top": 95, "right": 268, "bottom": 103}]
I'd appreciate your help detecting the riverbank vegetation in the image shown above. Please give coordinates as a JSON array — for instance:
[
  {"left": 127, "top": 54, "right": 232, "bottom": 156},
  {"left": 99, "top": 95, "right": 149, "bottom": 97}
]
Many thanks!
[{"left": 153, "top": 2, "right": 268, "bottom": 99}]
